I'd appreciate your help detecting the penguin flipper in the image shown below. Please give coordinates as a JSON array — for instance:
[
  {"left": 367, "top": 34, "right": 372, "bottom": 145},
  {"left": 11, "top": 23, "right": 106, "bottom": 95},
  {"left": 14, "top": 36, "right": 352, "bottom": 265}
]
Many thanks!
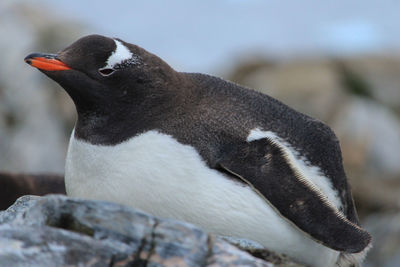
[{"left": 217, "top": 137, "right": 371, "bottom": 253}]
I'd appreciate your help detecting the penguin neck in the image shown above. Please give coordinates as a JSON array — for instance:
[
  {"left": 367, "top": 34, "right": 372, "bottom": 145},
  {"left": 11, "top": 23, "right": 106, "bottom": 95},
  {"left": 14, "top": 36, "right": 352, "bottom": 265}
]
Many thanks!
[{"left": 72, "top": 79, "right": 187, "bottom": 145}]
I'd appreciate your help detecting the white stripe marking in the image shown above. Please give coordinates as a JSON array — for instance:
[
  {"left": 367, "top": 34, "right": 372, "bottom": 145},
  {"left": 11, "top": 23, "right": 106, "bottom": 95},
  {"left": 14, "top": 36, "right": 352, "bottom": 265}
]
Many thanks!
[
  {"left": 247, "top": 128, "right": 343, "bottom": 212},
  {"left": 103, "top": 39, "right": 133, "bottom": 69}
]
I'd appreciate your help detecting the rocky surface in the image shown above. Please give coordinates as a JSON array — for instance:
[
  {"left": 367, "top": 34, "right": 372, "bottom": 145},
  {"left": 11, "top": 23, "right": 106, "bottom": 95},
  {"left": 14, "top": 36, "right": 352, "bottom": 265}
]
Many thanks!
[{"left": 0, "top": 195, "right": 304, "bottom": 267}]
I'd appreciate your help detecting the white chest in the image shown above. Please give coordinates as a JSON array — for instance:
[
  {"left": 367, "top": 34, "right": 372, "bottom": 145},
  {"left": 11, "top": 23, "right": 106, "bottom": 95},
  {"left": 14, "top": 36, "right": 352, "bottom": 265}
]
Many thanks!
[{"left": 65, "top": 129, "right": 339, "bottom": 267}]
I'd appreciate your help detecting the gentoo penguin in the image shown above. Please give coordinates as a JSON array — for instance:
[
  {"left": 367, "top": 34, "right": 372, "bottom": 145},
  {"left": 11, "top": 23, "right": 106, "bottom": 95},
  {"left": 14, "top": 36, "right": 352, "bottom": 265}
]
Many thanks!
[{"left": 25, "top": 34, "right": 371, "bottom": 267}]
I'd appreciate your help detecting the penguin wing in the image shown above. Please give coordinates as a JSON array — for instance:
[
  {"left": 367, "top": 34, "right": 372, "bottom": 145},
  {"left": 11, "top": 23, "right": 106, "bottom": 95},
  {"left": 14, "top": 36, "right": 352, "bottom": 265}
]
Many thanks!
[{"left": 217, "top": 137, "right": 371, "bottom": 253}]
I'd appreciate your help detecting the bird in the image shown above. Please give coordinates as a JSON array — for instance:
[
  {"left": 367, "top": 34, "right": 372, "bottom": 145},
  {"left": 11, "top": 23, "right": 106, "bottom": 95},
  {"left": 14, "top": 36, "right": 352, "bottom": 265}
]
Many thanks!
[{"left": 25, "top": 34, "right": 371, "bottom": 267}]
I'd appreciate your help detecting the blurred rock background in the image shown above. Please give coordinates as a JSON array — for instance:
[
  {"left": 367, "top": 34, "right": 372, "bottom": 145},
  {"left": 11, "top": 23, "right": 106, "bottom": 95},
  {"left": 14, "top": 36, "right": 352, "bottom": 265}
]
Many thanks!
[
  {"left": 1, "top": 1, "right": 399, "bottom": 266},
  {"left": 0, "top": 1, "right": 82, "bottom": 173}
]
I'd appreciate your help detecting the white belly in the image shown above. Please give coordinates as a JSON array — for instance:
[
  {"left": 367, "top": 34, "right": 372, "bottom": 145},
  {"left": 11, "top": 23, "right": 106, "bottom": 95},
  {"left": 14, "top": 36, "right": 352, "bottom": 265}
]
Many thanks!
[{"left": 65, "top": 129, "right": 339, "bottom": 266}]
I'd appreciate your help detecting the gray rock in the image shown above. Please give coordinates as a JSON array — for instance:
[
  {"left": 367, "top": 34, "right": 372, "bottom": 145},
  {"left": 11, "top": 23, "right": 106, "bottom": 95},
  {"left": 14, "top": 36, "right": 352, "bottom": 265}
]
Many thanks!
[
  {"left": 338, "top": 56, "right": 400, "bottom": 111},
  {"left": 220, "top": 236, "right": 265, "bottom": 250},
  {"left": 0, "top": 195, "right": 40, "bottom": 224},
  {"left": 0, "top": 1, "right": 82, "bottom": 173},
  {"left": 332, "top": 97, "right": 400, "bottom": 178},
  {"left": 0, "top": 195, "right": 303, "bottom": 267},
  {"left": 220, "top": 237, "right": 304, "bottom": 267},
  {"left": 351, "top": 177, "right": 400, "bottom": 216},
  {"left": 363, "top": 212, "right": 400, "bottom": 267}
]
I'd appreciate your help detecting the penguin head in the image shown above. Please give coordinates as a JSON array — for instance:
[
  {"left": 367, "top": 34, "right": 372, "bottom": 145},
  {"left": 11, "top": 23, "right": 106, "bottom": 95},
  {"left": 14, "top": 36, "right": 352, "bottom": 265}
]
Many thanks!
[{"left": 24, "top": 34, "right": 178, "bottom": 113}]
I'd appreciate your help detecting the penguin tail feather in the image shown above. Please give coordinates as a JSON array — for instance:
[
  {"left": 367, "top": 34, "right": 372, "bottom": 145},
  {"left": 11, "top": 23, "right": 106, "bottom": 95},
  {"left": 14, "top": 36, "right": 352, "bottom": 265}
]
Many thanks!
[{"left": 337, "top": 241, "right": 373, "bottom": 267}]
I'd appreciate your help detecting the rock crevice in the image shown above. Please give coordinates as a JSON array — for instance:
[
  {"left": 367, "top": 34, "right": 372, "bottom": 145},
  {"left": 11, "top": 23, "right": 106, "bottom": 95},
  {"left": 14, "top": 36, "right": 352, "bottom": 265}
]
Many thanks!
[{"left": 0, "top": 195, "right": 303, "bottom": 267}]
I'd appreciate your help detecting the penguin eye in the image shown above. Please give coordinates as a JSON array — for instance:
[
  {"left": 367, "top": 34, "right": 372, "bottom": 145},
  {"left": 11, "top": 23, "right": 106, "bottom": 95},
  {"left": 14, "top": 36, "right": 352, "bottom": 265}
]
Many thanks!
[{"left": 99, "top": 68, "right": 116, "bottom": 76}]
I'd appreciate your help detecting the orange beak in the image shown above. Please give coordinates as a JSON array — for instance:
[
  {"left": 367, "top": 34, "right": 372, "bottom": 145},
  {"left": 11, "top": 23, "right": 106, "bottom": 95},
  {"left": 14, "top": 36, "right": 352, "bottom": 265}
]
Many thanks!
[{"left": 24, "top": 53, "right": 71, "bottom": 71}]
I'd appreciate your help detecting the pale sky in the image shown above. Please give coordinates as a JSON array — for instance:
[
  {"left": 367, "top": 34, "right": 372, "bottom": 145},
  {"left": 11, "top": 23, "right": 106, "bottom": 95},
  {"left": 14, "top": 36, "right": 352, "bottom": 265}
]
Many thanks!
[{"left": 22, "top": 0, "right": 400, "bottom": 73}]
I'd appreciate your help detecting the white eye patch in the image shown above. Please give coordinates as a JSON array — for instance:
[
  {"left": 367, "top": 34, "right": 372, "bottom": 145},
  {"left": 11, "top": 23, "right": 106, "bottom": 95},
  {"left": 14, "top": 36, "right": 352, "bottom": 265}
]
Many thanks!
[{"left": 102, "top": 39, "right": 141, "bottom": 70}]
